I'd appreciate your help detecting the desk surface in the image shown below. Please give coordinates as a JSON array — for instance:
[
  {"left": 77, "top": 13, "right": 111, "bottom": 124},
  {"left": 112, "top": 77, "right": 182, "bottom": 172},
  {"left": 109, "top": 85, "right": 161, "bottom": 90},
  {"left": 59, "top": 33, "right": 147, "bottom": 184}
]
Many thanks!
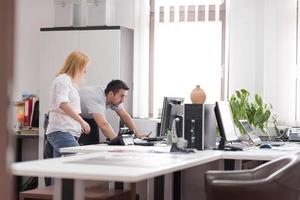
[
  {"left": 60, "top": 142, "right": 300, "bottom": 161},
  {"left": 60, "top": 144, "right": 172, "bottom": 154},
  {"left": 12, "top": 143, "right": 300, "bottom": 183},
  {"left": 220, "top": 142, "right": 300, "bottom": 160},
  {"left": 12, "top": 150, "right": 221, "bottom": 182}
]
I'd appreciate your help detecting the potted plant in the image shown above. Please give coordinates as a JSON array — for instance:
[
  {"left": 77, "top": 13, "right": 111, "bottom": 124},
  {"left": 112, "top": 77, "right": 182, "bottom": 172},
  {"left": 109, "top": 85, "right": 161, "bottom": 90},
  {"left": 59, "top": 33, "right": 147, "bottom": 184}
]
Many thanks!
[{"left": 229, "top": 89, "right": 279, "bottom": 136}]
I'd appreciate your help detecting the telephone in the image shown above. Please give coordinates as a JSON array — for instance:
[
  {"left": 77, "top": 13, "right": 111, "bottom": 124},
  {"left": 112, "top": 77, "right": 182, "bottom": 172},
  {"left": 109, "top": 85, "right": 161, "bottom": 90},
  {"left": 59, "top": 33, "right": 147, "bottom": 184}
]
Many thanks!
[
  {"left": 279, "top": 128, "right": 291, "bottom": 142},
  {"left": 279, "top": 127, "right": 300, "bottom": 142}
]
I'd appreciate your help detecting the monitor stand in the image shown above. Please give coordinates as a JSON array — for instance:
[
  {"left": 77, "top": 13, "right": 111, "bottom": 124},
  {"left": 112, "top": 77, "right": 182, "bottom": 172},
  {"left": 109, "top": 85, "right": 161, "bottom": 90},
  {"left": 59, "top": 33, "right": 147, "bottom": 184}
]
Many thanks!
[{"left": 218, "top": 137, "right": 226, "bottom": 150}]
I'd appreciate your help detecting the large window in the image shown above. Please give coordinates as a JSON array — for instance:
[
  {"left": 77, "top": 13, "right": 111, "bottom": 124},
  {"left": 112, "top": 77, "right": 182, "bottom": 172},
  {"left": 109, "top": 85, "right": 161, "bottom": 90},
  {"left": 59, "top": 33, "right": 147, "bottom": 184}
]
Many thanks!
[{"left": 150, "top": 0, "right": 226, "bottom": 117}]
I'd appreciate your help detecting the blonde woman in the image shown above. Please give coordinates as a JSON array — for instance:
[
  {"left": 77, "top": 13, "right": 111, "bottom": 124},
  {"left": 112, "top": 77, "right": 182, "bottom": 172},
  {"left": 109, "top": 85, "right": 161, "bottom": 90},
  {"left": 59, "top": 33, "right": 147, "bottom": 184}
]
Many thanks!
[{"left": 46, "top": 50, "right": 91, "bottom": 157}]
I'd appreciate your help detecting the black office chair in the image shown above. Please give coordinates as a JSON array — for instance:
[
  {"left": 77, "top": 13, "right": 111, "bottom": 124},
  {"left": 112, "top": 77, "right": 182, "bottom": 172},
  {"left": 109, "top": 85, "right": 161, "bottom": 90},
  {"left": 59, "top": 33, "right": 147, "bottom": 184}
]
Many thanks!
[
  {"left": 43, "top": 113, "right": 53, "bottom": 160},
  {"left": 205, "top": 153, "right": 300, "bottom": 200}
]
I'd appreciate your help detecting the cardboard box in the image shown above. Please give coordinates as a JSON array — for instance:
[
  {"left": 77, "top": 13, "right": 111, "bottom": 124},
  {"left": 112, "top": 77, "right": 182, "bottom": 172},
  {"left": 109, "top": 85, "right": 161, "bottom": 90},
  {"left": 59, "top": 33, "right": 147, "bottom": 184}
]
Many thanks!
[
  {"left": 87, "top": 0, "right": 113, "bottom": 26},
  {"left": 54, "top": 0, "right": 74, "bottom": 27},
  {"left": 73, "top": 0, "right": 88, "bottom": 26}
]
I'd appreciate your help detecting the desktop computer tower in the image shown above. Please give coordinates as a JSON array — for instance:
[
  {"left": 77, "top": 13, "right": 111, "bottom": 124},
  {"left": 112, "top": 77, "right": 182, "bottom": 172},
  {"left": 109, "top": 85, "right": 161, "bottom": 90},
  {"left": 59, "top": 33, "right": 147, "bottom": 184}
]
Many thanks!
[
  {"left": 184, "top": 104, "right": 204, "bottom": 150},
  {"left": 184, "top": 104, "right": 217, "bottom": 150}
]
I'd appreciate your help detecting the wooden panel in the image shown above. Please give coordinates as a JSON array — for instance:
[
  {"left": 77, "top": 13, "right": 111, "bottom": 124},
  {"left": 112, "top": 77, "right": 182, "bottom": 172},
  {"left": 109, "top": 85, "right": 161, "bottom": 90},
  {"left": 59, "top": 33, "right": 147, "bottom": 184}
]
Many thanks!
[
  {"left": 19, "top": 186, "right": 131, "bottom": 200},
  {"left": 0, "top": 0, "right": 14, "bottom": 199}
]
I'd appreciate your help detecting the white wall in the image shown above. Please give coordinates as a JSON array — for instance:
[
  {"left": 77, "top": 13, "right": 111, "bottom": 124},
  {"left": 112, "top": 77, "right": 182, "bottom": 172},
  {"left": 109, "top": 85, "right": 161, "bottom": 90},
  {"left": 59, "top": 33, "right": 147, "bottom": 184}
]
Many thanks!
[
  {"left": 229, "top": 0, "right": 297, "bottom": 125},
  {"left": 13, "top": 0, "right": 53, "bottom": 101},
  {"left": 12, "top": 0, "right": 54, "bottom": 168},
  {"left": 228, "top": 0, "right": 257, "bottom": 98},
  {"left": 262, "top": 0, "right": 297, "bottom": 125},
  {"left": 113, "top": 0, "right": 135, "bottom": 29}
]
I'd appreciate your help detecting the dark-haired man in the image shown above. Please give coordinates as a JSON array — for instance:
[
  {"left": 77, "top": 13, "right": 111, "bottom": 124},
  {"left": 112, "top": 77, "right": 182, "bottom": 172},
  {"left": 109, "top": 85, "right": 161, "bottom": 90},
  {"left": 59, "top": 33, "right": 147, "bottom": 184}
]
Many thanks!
[{"left": 78, "top": 80, "right": 144, "bottom": 144}]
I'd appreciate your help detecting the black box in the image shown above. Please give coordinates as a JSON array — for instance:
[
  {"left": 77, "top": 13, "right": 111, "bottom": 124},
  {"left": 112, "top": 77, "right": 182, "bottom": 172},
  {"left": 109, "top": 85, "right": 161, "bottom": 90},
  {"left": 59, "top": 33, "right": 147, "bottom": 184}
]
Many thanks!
[
  {"left": 184, "top": 104, "right": 216, "bottom": 150},
  {"left": 184, "top": 104, "right": 204, "bottom": 150}
]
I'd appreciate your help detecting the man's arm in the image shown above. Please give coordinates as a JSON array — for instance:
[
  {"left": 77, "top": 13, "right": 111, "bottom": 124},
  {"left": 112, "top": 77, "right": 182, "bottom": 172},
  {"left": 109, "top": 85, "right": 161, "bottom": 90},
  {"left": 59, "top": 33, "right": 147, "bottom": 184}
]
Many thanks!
[
  {"left": 116, "top": 108, "right": 144, "bottom": 138},
  {"left": 92, "top": 113, "right": 117, "bottom": 140}
]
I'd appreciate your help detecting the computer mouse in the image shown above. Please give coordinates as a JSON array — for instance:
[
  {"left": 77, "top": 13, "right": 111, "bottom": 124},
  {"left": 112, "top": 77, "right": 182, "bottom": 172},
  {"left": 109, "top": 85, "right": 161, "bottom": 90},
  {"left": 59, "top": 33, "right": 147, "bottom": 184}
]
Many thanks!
[
  {"left": 186, "top": 148, "right": 197, "bottom": 153},
  {"left": 259, "top": 144, "right": 272, "bottom": 149}
]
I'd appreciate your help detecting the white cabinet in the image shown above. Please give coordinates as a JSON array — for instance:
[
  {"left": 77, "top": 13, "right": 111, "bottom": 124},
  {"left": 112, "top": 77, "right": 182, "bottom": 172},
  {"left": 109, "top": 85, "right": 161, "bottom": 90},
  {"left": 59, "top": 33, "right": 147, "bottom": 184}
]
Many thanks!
[{"left": 39, "top": 27, "right": 133, "bottom": 158}]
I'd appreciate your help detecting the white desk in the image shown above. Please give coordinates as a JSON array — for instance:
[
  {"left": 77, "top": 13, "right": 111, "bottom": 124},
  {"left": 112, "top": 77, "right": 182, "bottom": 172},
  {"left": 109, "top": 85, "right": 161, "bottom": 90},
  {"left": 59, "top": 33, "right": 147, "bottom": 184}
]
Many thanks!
[
  {"left": 60, "top": 144, "right": 173, "bottom": 155},
  {"left": 12, "top": 150, "right": 221, "bottom": 200},
  {"left": 12, "top": 143, "right": 300, "bottom": 200},
  {"left": 12, "top": 150, "right": 222, "bottom": 182},
  {"left": 60, "top": 143, "right": 300, "bottom": 161},
  {"left": 223, "top": 142, "right": 300, "bottom": 158}
]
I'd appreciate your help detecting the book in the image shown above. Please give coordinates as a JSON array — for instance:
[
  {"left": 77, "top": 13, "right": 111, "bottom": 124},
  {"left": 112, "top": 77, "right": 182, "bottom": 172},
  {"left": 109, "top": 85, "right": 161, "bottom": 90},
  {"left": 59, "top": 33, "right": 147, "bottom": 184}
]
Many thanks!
[
  {"left": 30, "top": 97, "right": 39, "bottom": 128},
  {"left": 24, "top": 98, "right": 33, "bottom": 126}
]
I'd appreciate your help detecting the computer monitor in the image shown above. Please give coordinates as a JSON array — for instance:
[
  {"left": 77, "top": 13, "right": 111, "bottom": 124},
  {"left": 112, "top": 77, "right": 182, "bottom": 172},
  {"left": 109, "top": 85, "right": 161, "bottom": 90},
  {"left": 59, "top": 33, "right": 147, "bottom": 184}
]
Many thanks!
[
  {"left": 159, "top": 97, "right": 184, "bottom": 137},
  {"left": 214, "top": 101, "right": 238, "bottom": 142}
]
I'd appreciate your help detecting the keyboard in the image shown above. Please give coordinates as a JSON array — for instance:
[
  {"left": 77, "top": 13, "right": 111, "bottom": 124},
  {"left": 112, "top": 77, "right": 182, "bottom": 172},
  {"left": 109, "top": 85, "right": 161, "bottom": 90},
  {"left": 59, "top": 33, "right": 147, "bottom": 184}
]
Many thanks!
[
  {"left": 259, "top": 136, "right": 285, "bottom": 146},
  {"left": 134, "top": 141, "right": 155, "bottom": 146},
  {"left": 262, "top": 141, "right": 285, "bottom": 147},
  {"left": 144, "top": 136, "right": 166, "bottom": 142},
  {"left": 224, "top": 143, "right": 253, "bottom": 151},
  {"left": 134, "top": 138, "right": 156, "bottom": 146},
  {"left": 259, "top": 136, "right": 281, "bottom": 141}
]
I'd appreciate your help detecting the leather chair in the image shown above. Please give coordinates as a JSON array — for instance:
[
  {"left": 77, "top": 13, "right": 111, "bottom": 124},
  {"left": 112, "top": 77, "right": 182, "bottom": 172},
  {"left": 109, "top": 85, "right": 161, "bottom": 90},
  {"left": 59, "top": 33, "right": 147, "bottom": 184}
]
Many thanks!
[{"left": 205, "top": 153, "right": 300, "bottom": 200}]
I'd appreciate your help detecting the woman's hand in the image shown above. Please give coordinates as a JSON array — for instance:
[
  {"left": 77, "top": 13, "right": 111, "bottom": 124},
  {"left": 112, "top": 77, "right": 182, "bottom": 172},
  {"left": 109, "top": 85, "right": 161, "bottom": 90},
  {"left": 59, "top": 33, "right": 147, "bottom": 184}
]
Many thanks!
[{"left": 80, "top": 120, "right": 90, "bottom": 134}]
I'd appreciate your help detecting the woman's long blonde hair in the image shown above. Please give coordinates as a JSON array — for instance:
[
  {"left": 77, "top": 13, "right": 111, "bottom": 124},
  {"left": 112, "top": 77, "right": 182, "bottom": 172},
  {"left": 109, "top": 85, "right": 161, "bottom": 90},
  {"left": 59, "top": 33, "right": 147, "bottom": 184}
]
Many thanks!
[{"left": 57, "top": 50, "right": 90, "bottom": 83}]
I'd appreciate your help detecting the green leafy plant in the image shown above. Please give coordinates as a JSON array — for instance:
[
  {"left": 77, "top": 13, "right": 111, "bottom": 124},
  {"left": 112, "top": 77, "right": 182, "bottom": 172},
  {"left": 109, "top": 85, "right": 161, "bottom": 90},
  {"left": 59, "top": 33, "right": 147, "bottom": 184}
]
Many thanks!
[{"left": 229, "top": 89, "right": 278, "bottom": 135}]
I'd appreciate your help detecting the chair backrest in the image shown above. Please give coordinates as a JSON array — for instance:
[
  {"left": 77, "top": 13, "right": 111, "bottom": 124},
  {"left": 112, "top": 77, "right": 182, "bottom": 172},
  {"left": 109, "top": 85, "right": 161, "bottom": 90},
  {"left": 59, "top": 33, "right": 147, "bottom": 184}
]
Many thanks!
[
  {"left": 275, "top": 153, "right": 300, "bottom": 190},
  {"left": 205, "top": 153, "right": 300, "bottom": 200},
  {"left": 252, "top": 154, "right": 297, "bottom": 180},
  {"left": 43, "top": 113, "right": 49, "bottom": 132},
  {"left": 43, "top": 113, "right": 53, "bottom": 159}
]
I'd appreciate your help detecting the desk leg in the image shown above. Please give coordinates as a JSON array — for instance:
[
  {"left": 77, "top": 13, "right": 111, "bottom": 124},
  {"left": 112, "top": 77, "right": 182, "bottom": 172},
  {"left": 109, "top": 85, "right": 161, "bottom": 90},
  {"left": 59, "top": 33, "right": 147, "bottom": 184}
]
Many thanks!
[
  {"left": 173, "top": 171, "right": 181, "bottom": 200},
  {"left": 224, "top": 159, "right": 242, "bottom": 170},
  {"left": 74, "top": 180, "right": 85, "bottom": 200},
  {"left": 62, "top": 179, "right": 74, "bottom": 200},
  {"left": 130, "top": 183, "right": 136, "bottom": 200},
  {"left": 234, "top": 160, "right": 242, "bottom": 170},
  {"left": 147, "top": 178, "right": 154, "bottom": 200},
  {"left": 53, "top": 178, "right": 85, "bottom": 200},
  {"left": 218, "top": 159, "right": 225, "bottom": 170},
  {"left": 53, "top": 178, "right": 62, "bottom": 200},
  {"left": 115, "top": 181, "right": 124, "bottom": 189},
  {"left": 154, "top": 175, "right": 164, "bottom": 200},
  {"left": 224, "top": 159, "right": 235, "bottom": 170}
]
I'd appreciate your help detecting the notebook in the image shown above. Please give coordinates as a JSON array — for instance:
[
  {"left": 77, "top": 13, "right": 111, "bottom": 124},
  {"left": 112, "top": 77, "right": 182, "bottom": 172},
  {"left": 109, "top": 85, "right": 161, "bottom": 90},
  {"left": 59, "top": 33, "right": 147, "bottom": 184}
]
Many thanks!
[{"left": 239, "top": 119, "right": 284, "bottom": 146}]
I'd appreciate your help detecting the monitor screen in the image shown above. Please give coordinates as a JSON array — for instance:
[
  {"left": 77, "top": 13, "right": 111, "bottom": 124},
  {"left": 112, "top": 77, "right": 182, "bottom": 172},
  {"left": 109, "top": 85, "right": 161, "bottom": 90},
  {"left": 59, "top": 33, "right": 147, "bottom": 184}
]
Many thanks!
[
  {"left": 214, "top": 101, "right": 238, "bottom": 142},
  {"left": 239, "top": 119, "right": 261, "bottom": 144},
  {"left": 239, "top": 119, "right": 254, "bottom": 133},
  {"left": 159, "top": 97, "right": 184, "bottom": 136}
]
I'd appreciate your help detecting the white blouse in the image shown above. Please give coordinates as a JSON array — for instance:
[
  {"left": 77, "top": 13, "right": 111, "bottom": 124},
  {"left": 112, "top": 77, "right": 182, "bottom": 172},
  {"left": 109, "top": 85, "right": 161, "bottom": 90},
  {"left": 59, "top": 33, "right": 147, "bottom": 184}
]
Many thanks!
[{"left": 46, "top": 74, "right": 81, "bottom": 138}]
